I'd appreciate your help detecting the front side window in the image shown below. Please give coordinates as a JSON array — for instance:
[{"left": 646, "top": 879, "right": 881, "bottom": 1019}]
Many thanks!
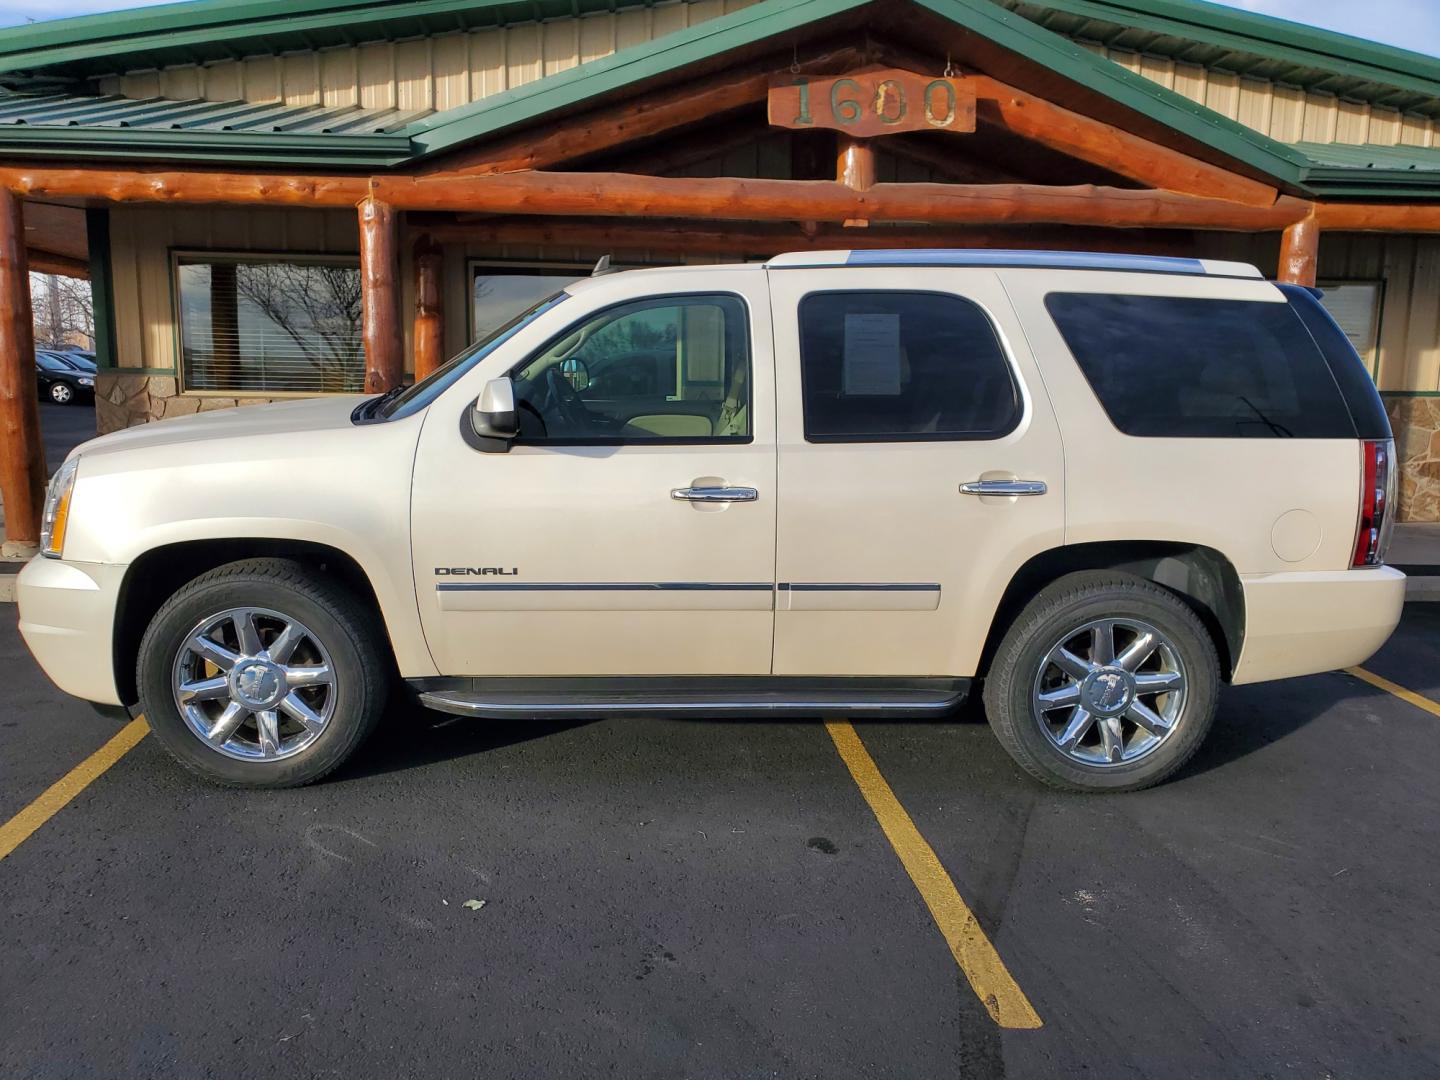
[
  {"left": 1045, "top": 293, "right": 1356, "bottom": 438},
  {"left": 509, "top": 294, "right": 750, "bottom": 444},
  {"left": 177, "top": 255, "right": 363, "bottom": 394},
  {"left": 798, "top": 291, "right": 1020, "bottom": 441}
]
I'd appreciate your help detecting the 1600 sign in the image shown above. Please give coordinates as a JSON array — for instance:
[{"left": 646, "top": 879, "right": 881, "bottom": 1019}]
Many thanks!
[{"left": 767, "top": 69, "right": 977, "bottom": 136}]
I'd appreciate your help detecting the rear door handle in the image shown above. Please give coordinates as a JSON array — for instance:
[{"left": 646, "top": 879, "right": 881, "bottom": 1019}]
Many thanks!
[
  {"left": 959, "top": 480, "right": 1048, "bottom": 497},
  {"left": 671, "top": 486, "right": 759, "bottom": 503}
]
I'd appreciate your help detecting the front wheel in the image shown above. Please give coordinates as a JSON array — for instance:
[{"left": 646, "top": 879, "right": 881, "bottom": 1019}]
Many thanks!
[
  {"left": 49, "top": 382, "right": 73, "bottom": 405},
  {"left": 138, "top": 558, "right": 388, "bottom": 788},
  {"left": 982, "top": 571, "right": 1219, "bottom": 793}
]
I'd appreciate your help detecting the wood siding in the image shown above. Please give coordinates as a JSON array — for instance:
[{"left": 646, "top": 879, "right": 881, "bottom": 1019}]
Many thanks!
[
  {"left": 96, "top": 0, "right": 759, "bottom": 111},
  {"left": 1079, "top": 42, "right": 1439, "bottom": 148}
]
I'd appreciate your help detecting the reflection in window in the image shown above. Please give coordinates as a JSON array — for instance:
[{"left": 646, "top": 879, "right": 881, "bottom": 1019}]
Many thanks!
[
  {"left": 472, "top": 265, "right": 585, "bottom": 341},
  {"left": 177, "top": 256, "right": 364, "bottom": 394}
]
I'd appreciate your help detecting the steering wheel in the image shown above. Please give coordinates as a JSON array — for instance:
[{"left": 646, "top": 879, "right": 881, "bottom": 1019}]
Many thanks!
[{"left": 543, "top": 366, "right": 591, "bottom": 433}]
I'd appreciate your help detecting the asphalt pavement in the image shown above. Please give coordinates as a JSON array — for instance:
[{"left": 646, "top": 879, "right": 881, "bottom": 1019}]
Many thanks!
[{"left": 1, "top": 607, "right": 1437, "bottom": 1079}]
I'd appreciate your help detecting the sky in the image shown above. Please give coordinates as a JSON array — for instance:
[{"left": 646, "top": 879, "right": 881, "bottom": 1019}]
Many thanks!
[{"left": 0, "top": 0, "right": 1437, "bottom": 58}]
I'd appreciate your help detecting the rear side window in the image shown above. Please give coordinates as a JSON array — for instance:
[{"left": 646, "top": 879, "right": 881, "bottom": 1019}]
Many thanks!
[
  {"left": 1045, "top": 293, "right": 1356, "bottom": 438},
  {"left": 798, "top": 291, "right": 1020, "bottom": 442},
  {"left": 1279, "top": 284, "right": 1392, "bottom": 441}
]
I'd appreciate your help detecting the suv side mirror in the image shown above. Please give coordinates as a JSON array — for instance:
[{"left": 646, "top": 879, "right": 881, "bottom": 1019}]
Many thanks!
[{"left": 470, "top": 377, "right": 518, "bottom": 449}]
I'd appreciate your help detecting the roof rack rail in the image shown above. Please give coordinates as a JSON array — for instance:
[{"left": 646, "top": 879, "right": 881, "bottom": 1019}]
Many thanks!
[{"left": 764, "top": 249, "right": 1264, "bottom": 278}]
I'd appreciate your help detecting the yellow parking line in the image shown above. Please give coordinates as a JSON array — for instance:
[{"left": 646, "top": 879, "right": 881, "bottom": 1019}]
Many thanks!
[
  {"left": 1346, "top": 667, "right": 1440, "bottom": 719},
  {"left": 0, "top": 716, "right": 148, "bottom": 862},
  {"left": 824, "top": 720, "right": 1043, "bottom": 1030}
]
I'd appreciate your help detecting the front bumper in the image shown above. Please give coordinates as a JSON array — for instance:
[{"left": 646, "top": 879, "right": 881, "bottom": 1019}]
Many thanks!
[
  {"left": 1231, "top": 566, "right": 1406, "bottom": 685},
  {"left": 16, "top": 557, "right": 127, "bottom": 706}
]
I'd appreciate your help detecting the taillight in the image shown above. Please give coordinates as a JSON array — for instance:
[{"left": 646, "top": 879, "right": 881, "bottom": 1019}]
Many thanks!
[{"left": 1352, "top": 439, "right": 1397, "bottom": 567}]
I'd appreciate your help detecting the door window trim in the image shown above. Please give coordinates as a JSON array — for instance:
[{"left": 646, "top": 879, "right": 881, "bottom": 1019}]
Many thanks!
[
  {"left": 505, "top": 291, "right": 755, "bottom": 448},
  {"left": 795, "top": 288, "right": 1024, "bottom": 444}
]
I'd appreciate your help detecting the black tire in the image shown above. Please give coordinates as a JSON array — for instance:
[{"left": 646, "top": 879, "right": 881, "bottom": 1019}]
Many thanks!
[
  {"left": 138, "top": 558, "right": 388, "bottom": 789},
  {"left": 982, "top": 571, "right": 1219, "bottom": 793},
  {"left": 50, "top": 382, "right": 73, "bottom": 404}
]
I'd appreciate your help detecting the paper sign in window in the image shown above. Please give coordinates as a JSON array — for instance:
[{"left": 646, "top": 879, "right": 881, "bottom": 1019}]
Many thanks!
[{"left": 843, "top": 313, "right": 902, "bottom": 395}]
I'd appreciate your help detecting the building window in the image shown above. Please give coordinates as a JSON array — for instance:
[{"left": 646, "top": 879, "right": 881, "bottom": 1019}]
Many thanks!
[
  {"left": 797, "top": 290, "right": 1020, "bottom": 442},
  {"left": 1317, "top": 280, "right": 1383, "bottom": 377},
  {"left": 176, "top": 254, "right": 364, "bottom": 394},
  {"left": 471, "top": 262, "right": 588, "bottom": 342}
]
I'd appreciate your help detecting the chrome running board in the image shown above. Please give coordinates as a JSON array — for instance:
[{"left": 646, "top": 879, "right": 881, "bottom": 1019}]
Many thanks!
[{"left": 414, "top": 678, "right": 968, "bottom": 721}]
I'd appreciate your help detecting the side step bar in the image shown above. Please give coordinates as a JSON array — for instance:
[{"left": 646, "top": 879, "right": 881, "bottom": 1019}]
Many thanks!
[{"left": 414, "top": 678, "right": 969, "bottom": 721}]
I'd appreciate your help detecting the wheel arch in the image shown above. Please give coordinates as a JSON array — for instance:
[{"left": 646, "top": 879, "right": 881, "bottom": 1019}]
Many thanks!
[
  {"left": 977, "top": 541, "right": 1245, "bottom": 682},
  {"left": 112, "top": 538, "right": 398, "bottom": 707}
]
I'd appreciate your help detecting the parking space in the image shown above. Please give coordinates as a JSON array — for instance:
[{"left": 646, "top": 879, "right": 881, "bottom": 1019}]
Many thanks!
[{"left": 2, "top": 608, "right": 1438, "bottom": 1079}]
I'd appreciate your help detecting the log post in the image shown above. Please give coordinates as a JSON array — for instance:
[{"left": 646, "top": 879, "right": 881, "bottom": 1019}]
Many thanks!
[
  {"left": 0, "top": 189, "right": 45, "bottom": 552},
  {"left": 837, "top": 136, "right": 875, "bottom": 228},
  {"left": 1278, "top": 214, "right": 1320, "bottom": 286},
  {"left": 412, "top": 235, "right": 444, "bottom": 382},
  {"left": 358, "top": 196, "right": 403, "bottom": 393}
]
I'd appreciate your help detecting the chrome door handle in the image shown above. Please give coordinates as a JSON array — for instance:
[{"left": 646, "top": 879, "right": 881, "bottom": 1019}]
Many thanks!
[
  {"left": 671, "top": 486, "right": 759, "bottom": 503},
  {"left": 959, "top": 480, "right": 1048, "bottom": 497}
]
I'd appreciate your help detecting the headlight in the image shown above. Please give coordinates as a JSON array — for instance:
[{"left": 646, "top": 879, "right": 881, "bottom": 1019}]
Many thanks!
[
  {"left": 40, "top": 457, "right": 79, "bottom": 559},
  {"left": 78, "top": 377, "right": 94, "bottom": 387}
]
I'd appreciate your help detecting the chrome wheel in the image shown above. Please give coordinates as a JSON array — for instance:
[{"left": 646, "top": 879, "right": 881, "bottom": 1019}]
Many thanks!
[
  {"left": 50, "top": 383, "right": 72, "bottom": 404},
  {"left": 171, "top": 606, "right": 337, "bottom": 762},
  {"left": 1032, "top": 618, "right": 1187, "bottom": 767}
]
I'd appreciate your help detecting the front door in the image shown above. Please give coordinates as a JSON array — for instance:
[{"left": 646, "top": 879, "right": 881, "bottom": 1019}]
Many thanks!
[
  {"left": 410, "top": 269, "right": 776, "bottom": 677},
  {"left": 766, "top": 266, "right": 1066, "bottom": 678}
]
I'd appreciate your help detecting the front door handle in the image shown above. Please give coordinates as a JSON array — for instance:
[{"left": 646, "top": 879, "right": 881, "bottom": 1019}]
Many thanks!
[
  {"left": 671, "top": 486, "right": 758, "bottom": 503},
  {"left": 959, "top": 479, "right": 1048, "bottom": 497}
]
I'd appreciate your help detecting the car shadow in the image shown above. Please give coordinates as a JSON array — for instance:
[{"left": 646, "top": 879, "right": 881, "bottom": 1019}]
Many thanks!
[{"left": 335, "top": 695, "right": 596, "bottom": 781}]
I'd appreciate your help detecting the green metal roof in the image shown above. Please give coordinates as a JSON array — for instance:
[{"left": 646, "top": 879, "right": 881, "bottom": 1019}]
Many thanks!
[
  {"left": 0, "top": 0, "right": 1435, "bottom": 199},
  {"left": 999, "top": 0, "right": 1440, "bottom": 117},
  {"left": 0, "top": 0, "right": 668, "bottom": 81}
]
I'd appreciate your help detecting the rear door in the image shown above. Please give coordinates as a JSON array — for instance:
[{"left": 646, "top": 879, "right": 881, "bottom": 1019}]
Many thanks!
[{"left": 767, "top": 267, "right": 1065, "bottom": 678}]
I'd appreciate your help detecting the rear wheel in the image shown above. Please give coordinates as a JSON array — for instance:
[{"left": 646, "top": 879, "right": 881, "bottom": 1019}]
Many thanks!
[
  {"left": 982, "top": 571, "right": 1219, "bottom": 793},
  {"left": 138, "top": 558, "right": 388, "bottom": 788}
]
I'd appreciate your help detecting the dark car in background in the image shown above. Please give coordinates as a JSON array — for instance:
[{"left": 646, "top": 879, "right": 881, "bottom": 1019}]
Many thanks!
[{"left": 36, "top": 349, "right": 95, "bottom": 406}]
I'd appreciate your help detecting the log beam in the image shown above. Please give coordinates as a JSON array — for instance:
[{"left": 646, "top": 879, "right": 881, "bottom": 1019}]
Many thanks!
[
  {"left": 836, "top": 137, "right": 876, "bottom": 191},
  {"left": 412, "top": 234, "right": 444, "bottom": 382},
  {"left": 26, "top": 247, "right": 89, "bottom": 279},
  {"left": 1314, "top": 202, "right": 1440, "bottom": 232},
  {"left": 358, "top": 196, "right": 403, "bottom": 394},
  {"left": 1278, "top": 214, "right": 1320, "bottom": 286},
  {"left": 0, "top": 190, "right": 46, "bottom": 550},
  {"left": 968, "top": 75, "right": 1279, "bottom": 208},
  {"left": 373, "top": 172, "right": 1314, "bottom": 231}
]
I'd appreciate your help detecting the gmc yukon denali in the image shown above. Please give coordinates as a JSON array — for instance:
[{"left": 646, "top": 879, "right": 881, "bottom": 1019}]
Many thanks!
[{"left": 17, "top": 250, "right": 1406, "bottom": 792}]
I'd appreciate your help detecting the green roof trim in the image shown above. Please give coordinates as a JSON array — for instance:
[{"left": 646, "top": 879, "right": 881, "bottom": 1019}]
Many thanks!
[{"left": 1001, "top": 0, "right": 1440, "bottom": 113}]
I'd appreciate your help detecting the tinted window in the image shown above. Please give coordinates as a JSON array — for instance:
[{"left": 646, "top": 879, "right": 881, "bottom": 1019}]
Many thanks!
[
  {"left": 511, "top": 294, "right": 750, "bottom": 444},
  {"left": 1045, "top": 293, "right": 1356, "bottom": 439},
  {"left": 1280, "top": 284, "right": 1391, "bottom": 442},
  {"left": 798, "top": 291, "right": 1019, "bottom": 441}
]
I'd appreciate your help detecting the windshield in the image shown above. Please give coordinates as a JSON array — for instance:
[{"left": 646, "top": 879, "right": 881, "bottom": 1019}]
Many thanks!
[{"left": 376, "top": 291, "right": 569, "bottom": 421}]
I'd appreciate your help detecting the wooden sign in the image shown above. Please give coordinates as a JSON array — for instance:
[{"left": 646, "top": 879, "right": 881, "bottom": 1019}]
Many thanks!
[{"left": 768, "top": 69, "right": 976, "bottom": 137}]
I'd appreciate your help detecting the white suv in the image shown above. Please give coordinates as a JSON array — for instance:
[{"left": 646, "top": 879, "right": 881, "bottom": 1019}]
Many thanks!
[{"left": 18, "top": 250, "right": 1405, "bottom": 792}]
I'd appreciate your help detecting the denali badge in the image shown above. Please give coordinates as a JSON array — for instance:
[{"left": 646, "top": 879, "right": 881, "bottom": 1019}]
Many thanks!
[{"left": 435, "top": 567, "right": 519, "bottom": 576}]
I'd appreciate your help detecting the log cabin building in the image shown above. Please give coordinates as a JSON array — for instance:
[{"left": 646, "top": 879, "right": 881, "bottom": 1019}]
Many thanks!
[{"left": 4, "top": 0, "right": 1440, "bottom": 548}]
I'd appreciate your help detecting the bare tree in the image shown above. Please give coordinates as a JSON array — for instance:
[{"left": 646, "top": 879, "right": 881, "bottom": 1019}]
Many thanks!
[
  {"left": 233, "top": 263, "right": 364, "bottom": 392},
  {"left": 30, "top": 272, "right": 94, "bottom": 351}
]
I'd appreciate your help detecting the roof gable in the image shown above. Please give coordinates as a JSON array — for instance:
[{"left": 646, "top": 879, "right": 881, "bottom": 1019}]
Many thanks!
[{"left": 0, "top": 0, "right": 1431, "bottom": 199}]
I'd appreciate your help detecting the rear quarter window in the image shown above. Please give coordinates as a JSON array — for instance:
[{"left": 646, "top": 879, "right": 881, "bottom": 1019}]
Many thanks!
[{"left": 1044, "top": 293, "right": 1357, "bottom": 439}]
